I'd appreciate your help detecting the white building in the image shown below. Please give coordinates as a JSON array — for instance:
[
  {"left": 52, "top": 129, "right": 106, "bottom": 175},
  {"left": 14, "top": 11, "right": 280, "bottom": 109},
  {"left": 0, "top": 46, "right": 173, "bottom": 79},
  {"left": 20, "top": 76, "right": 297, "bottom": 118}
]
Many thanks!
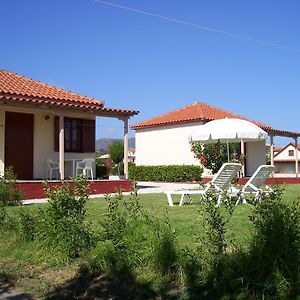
[
  {"left": 132, "top": 102, "right": 300, "bottom": 177},
  {"left": 0, "top": 70, "right": 138, "bottom": 180},
  {"left": 274, "top": 143, "right": 300, "bottom": 175}
]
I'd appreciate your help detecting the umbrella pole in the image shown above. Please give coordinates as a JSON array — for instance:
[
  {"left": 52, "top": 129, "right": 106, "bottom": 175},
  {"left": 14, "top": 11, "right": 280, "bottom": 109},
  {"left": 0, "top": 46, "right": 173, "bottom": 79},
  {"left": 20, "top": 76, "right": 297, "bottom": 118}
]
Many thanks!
[{"left": 227, "top": 140, "right": 230, "bottom": 162}]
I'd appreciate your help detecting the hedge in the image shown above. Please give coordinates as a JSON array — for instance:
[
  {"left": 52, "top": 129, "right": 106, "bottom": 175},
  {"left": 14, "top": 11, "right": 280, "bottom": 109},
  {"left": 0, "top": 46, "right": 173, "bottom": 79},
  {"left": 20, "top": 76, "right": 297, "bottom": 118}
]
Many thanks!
[{"left": 128, "top": 165, "right": 203, "bottom": 182}]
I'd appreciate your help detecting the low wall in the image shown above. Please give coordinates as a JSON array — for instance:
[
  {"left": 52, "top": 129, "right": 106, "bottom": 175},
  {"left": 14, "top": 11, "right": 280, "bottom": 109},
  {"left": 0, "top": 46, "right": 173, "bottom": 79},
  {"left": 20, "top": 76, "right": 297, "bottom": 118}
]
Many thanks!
[{"left": 18, "top": 180, "right": 133, "bottom": 200}]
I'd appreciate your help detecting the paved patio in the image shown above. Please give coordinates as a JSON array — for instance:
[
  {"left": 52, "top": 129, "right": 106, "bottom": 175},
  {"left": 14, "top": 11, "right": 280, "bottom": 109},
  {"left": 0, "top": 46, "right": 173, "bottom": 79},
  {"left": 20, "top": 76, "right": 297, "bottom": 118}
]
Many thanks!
[{"left": 23, "top": 181, "right": 201, "bottom": 204}]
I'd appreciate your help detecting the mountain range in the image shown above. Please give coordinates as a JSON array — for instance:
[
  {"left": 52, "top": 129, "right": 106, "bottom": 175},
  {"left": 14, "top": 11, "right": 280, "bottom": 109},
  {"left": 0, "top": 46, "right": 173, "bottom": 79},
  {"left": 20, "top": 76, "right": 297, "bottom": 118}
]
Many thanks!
[{"left": 96, "top": 138, "right": 135, "bottom": 152}]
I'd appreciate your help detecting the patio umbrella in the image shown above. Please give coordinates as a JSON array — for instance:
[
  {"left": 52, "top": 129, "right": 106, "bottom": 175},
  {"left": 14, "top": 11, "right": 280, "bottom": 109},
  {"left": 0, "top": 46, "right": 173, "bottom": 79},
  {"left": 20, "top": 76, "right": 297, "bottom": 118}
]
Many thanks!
[{"left": 189, "top": 118, "right": 268, "bottom": 162}]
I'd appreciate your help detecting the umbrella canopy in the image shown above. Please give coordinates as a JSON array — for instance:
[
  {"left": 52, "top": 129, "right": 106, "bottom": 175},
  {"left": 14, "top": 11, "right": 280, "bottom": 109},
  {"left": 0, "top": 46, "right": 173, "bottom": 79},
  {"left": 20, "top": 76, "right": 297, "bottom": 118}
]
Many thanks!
[{"left": 189, "top": 118, "right": 268, "bottom": 143}]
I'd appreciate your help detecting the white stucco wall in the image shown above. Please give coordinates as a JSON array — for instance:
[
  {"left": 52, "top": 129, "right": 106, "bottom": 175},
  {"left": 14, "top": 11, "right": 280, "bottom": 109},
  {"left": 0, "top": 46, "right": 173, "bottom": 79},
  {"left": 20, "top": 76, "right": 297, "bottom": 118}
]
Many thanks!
[
  {"left": 0, "top": 106, "right": 95, "bottom": 179},
  {"left": 135, "top": 123, "right": 204, "bottom": 166},
  {"left": 135, "top": 123, "right": 267, "bottom": 176},
  {"left": 245, "top": 141, "right": 267, "bottom": 176},
  {"left": 274, "top": 144, "right": 299, "bottom": 161}
]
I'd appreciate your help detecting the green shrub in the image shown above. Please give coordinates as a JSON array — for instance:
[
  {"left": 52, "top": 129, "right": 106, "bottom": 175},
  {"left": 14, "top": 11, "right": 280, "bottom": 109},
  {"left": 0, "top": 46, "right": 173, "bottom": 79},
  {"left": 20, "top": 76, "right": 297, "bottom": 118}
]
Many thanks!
[
  {"left": 82, "top": 188, "right": 179, "bottom": 291},
  {"left": 22, "top": 177, "right": 97, "bottom": 261},
  {"left": 0, "top": 203, "right": 7, "bottom": 225},
  {"left": 246, "top": 191, "right": 300, "bottom": 297},
  {"left": 0, "top": 167, "right": 23, "bottom": 225},
  {"left": 96, "top": 158, "right": 108, "bottom": 179},
  {"left": 0, "top": 167, "right": 23, "bottom": 206},
  {"left": 129, "top": 165, "right": 203, "bottom": 182},
  {"left": 204, "top": 189, "right": 300, "bottom": 299},
  {"left": 109, "top": 142, "right": 124, "bottom": 176},
  {"left": 109, "top": 161, "right": 124, "bottom": 176},
  {"left": 19, "top": 211, "right": 36, "bottom": 241},
  {"left": 191, "top": 142, "right": 240, "bottom": 174}
]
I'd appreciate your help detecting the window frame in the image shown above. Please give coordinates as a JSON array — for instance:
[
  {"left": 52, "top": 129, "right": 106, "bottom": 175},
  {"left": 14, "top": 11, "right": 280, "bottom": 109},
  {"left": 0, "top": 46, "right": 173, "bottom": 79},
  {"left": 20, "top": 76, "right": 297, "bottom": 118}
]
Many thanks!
[{"left": 54, "top": 116, "right": 95, "bottom": 153}]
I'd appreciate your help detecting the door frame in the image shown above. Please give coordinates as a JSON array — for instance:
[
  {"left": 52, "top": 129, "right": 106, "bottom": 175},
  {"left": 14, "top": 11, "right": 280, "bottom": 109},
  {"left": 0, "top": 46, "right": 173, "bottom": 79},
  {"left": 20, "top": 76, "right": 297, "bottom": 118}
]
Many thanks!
[{"left": 5, "top": 111, "right": 34, "bottom": 179}]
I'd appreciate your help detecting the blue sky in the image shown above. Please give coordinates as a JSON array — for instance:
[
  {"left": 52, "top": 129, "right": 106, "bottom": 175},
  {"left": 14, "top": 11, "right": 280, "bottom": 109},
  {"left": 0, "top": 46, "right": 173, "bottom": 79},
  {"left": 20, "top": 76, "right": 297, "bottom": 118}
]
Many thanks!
[{"left": 1, "top": 0, "right": 299, "bottom": 145}]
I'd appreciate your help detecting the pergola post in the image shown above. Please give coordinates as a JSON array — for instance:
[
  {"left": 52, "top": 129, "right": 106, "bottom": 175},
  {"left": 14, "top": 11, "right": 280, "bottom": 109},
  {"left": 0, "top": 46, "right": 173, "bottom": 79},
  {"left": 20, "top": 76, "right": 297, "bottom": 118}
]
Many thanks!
[
  {"left": 295, "top": 137, "right": 298, "bottom": 178},
  {"left": 240, "top": 140, "right": 245, "bottom": 177},
  {"left": 59, "top": 114, "right": 65, "bottom": 181},
  {"left": 123, "top": 117, "right": 129, "bottom": 180},
  {"left": 270, "top": 135, "right": 274, "bottom": 166}
]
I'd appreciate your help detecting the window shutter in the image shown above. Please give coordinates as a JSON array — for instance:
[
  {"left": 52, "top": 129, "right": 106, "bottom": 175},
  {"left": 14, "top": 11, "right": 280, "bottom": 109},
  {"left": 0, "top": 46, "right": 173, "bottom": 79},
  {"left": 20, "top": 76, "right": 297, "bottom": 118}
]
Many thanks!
[
  {"left": 54, "top": 116, "right": 59, "bottom": 152},
  {"left": 81, "top": 119, "right": 95, "bottom": 152}
]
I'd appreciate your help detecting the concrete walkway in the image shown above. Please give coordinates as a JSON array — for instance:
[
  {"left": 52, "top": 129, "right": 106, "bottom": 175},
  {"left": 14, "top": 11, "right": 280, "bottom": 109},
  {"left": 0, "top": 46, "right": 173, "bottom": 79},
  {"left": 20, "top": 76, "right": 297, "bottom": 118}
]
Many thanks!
[
  {"left": 0, "top": 286, "right": 32, "bottom": 300},
  {"left": 23, "top": 181, "right": 201, "bottom": 204}
]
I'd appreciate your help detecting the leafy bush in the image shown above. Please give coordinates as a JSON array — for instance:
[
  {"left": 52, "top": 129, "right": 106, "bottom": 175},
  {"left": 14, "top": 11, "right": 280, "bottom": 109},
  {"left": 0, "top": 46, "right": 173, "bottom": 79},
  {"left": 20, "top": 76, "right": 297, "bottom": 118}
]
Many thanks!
[
  {"left": 96, "top": 158, "right": 108, "bottom": 179},
  {"left": 81, "top": 188, "right": 179, "bottom": 290},
  {"left": 129, "top": 165, "right": 203, "bottom": 182},
  {"left": 19, "top": 177, "right": 96, "bottom": 261},
  {"left": 0, "top": 167, "right": 23, "bottom": 225},
  {"left": 109, "top": 161, "right": 124, "bottom": 176},
  {"left": 0, "top": 203, "right": 7, "bottom": 225},
  {"left": 19, "top": 212, "right": 36, "bottom": 241},
  {"left": 246, "top": 191, "right": 300, "bottom": 297},
  {"left": 202, "top": 189, "right": 300, "bottom": 299},
  {"left": 109, "top": 142, "right": 124, "bottom": 176},
  {"left": 0, "top": 167, "right": 23, "bottom": 206},
  {"left": 191, "top": 142, "right": 240, "bottom": 173}
]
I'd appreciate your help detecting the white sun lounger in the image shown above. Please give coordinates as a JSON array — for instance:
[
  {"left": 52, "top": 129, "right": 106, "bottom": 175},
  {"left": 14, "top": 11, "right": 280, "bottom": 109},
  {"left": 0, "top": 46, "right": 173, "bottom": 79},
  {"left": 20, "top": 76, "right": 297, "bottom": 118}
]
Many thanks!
[
  {"left": 165, "top": 163, "right": 242, "bottom": 206},
  {"left": 235, "top": 165, "right": 275, "bottom": 204}
]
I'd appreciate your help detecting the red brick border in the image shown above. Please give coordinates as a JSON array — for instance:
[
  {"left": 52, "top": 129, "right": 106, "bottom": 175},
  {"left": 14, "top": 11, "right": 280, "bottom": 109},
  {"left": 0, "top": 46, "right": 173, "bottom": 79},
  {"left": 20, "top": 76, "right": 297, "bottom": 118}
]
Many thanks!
[{"left": 18, "top": 180, "right": 132, "bottom": 200}]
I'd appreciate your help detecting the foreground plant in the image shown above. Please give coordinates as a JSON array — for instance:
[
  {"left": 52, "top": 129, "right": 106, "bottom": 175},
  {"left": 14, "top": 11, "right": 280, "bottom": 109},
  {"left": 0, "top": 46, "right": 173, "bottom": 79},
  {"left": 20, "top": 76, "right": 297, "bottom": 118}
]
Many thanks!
[
  {"left": 0, "top": 167, "right": 23, "bottom": 225},
  {"left": 19, "top": 176, "right": 96, "bottom": 261}
]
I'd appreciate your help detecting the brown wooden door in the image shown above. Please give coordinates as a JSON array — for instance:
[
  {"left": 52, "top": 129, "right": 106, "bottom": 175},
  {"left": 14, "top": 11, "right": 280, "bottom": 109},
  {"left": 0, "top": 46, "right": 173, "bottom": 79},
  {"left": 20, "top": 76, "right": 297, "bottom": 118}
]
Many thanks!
[{"left": 5, "top": 112, "right": 34, "bottom": 179}]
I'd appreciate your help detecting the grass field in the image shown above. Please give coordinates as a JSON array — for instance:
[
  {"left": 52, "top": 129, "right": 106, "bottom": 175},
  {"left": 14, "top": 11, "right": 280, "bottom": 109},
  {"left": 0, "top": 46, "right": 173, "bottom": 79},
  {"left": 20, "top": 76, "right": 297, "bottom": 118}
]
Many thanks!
[{"left": 1, "top": 184, "right": 300, "bottom": 299}]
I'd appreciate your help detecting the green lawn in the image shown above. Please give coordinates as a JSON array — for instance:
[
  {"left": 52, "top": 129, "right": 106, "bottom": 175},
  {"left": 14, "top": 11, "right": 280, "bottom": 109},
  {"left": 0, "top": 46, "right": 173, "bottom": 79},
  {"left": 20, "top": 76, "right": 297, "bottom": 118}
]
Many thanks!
[{"left": 1, "top": 184, "right": 300, "bottom": 299}]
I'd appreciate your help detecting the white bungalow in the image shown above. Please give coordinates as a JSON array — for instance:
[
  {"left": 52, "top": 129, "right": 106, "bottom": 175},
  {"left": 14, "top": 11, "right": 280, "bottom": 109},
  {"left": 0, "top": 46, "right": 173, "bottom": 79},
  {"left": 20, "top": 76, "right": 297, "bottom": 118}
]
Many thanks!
[
  {"left": 273, "top": 143, "right": 300, "bottom": 175},
  {"left": 132, "top": 102, "right": 300, "bottom": 177},
  {"left": 0, "top": 70, "right": 138, "bottom": 180}
]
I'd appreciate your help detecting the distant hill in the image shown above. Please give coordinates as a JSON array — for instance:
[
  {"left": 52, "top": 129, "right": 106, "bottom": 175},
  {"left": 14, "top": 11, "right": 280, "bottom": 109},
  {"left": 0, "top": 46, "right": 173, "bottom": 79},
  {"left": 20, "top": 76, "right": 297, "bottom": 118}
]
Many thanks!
[{"left": 96, "top": 138, "right": 135, "bottom": 152}]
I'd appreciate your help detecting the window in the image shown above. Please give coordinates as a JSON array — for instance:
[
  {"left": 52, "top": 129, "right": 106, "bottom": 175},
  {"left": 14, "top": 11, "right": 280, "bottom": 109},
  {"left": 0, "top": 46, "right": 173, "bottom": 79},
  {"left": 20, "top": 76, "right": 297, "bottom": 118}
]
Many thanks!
[
  {"left": 65, "top": 118, "right": 81, "bottom": 152},
  {"left": 54, "top": 117, "right": 95, "bottom": 153},
  {"left": 288, "top": 150, "right": 294, "bottom": 157}
]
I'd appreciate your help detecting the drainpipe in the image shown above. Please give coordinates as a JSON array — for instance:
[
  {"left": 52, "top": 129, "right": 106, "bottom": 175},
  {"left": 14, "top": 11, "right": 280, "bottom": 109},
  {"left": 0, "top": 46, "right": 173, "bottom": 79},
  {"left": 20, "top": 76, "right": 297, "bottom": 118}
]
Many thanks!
[{"left": 59, "top": 114, "right": 65, "bottom": 181}]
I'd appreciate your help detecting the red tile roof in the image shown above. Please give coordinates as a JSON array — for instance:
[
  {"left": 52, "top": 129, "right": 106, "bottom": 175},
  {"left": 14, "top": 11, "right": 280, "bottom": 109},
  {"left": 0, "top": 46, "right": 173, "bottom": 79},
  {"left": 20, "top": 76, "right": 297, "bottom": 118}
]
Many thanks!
[
  {"left": 0, "top": 70, "right": 138, "bottom": 116},
  {"left": 131, "top": 102, "right": 271, "bottom": 129}
]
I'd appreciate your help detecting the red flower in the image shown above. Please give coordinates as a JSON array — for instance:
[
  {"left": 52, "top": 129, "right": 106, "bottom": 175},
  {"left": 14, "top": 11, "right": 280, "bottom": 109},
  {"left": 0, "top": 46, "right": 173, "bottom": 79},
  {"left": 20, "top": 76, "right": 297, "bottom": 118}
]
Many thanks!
[{"left": 200, "top": 155, "right": 206, "bottom": 166}]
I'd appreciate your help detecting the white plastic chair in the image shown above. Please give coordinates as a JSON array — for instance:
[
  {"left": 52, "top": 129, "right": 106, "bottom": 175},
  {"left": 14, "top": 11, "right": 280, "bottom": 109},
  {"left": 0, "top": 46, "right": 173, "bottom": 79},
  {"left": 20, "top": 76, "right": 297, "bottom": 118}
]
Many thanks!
[
  {"left": 47, "top": 159, "right": 59, "bottom": 180},
  {"left": 235, "top": 165, "right": 275, "bottom": 204},
  {"left": 75, "top": 158, "right": 95, "bottom": 180},
  {"left": 165, "top": 163, "right": 242, "bottom": 207}
]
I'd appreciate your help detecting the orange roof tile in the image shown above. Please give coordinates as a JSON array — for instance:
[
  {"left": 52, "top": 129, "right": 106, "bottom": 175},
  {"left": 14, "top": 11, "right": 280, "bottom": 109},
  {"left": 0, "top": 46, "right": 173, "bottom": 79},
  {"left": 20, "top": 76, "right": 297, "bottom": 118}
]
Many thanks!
[
  {"left": 0, "top": 70, "right": 138, "bottom": 116},
  {"left": 131, "top": 102, "right": 271, "bottom": 129}
]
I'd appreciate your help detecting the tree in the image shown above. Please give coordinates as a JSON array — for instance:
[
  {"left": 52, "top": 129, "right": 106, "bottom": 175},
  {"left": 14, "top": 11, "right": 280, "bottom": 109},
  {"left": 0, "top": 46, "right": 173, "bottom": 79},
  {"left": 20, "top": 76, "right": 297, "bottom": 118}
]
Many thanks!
[
  {"left": 191, "top": 142, "right": 239, "bottom": 174},
  {"left": 109, "top": 142, "right": 124, "bottom": 176}
]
